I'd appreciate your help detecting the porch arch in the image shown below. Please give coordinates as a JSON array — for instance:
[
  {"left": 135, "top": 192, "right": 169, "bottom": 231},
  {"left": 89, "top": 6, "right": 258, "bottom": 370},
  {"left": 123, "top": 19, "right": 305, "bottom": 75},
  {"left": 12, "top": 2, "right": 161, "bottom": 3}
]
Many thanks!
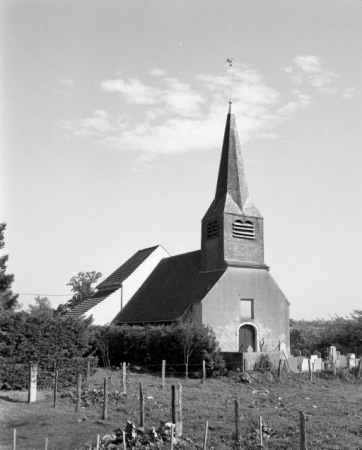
[{"left": 236, "top": 322, "right": 260, "bottom": 352}]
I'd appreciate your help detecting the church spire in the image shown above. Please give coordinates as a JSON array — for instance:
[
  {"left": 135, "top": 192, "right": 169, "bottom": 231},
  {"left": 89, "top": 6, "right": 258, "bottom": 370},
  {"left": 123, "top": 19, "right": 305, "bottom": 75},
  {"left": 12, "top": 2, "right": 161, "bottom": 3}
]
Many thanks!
[
  {"left": 214, "top": 103, "right": 249, "bottom": 211},
  {"left": 201, "top": 105, "right": 266, "bottom": 272}
]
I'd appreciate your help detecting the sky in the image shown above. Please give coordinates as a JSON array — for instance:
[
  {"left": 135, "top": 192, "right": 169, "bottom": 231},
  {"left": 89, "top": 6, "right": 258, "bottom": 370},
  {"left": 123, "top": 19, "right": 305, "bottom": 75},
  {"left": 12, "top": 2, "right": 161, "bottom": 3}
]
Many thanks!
[{"left": 1, "top": 0, "right": 361, "bottom": 320}]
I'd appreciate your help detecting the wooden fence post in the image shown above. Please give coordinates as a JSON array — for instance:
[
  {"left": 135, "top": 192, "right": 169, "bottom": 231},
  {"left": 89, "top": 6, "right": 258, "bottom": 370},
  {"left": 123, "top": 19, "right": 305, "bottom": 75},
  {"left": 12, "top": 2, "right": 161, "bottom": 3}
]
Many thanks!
[
  {"left": 96, "top": 434, "right": 100, "bottom": 450},
  {"left": 203, "top": 421, "right": 208, "bottom": 450},
  {"left": 75, "top": 372, "right": 82, "bottom": 413},
  {"left": 243, "top": 358, "right": 246, "bottom": 374},
  {"left": 162, "top": 360, "right": 166, "bottom": 388},
  {"left": 357, "top": 359, "right": 362, "bottom": 378},
  {"left": 300, "top": 411, "right": 307, "bottom": 450},
  {"left": 139, "top": 382, "right": 144, "bottom": 428},
  {"left": 44, "top": 437, "right": 48, "bottom": 450},
  {"left": 86, "top": 359, "right": 91, "bottom": 388},
  {"left": 28, "top": 363, "right": 37, "bottom": 403},
  {"left": 308, "top": 358, "right": 313, "bottom": 381},
  {"left": 170, "top": 424, "right": 175, "bottom": 450},
  {"left": 53, "top": 369, "right": 58, "bottom": 407},
  {"left": 171, "top": 385, "right": 176, "bottom": 424},
  {"left": 122, "top": 362, "right": 127, "bottom": 395},
  {"left": 122, "top": 431, "right": 126, "bottom": 450},
  {"left": 102, "top": 377, "right": 108, "bottom": 420},
  {"left": 278, "top": 359, "right": 282, "bottom": 378},
  {"left": 172, "top": 384, "right": 182, "bottom": 437},
  {"left": 202, "top": 360, "right": 206, "bottom": 384},
  {"left": 234, "top": 399, "right": 241, "bottom": 448},
  {"left": 259, "top": 416, "right": 263, "bottom": 447},
  {"left": 13, "top": 429, "right": 16, "bottom": 450}
]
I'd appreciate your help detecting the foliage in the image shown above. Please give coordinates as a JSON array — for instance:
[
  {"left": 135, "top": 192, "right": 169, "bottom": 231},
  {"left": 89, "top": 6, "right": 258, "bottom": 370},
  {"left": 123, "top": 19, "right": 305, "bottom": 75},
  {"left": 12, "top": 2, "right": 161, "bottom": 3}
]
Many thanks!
[
  {"left": 0, "top": 309, "right": 97, "bottom": 389},
  {"left": 55, "top": 270, "right": 102, "bottom": 315},
  {"left": 28, "top": 296, "right": 54, "bottom": 319},
  {"left": 0, "top": 223, "right": 20, "bottom": 310},
  {"left": 290, "top": 312, "right": 362, "bottom": 356},
  {"left": 254, "top": 354, "right": 273, "bottom": 373},
  {"left": 96, "top": 322, "right": 225, "bottom": 376}
]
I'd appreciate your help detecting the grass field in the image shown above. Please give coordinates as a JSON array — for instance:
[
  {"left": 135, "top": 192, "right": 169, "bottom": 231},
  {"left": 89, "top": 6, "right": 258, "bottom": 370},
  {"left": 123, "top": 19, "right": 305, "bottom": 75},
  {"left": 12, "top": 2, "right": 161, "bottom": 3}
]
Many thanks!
[{"left": 1, "top": 368, "right": 362, "bottom": 449}]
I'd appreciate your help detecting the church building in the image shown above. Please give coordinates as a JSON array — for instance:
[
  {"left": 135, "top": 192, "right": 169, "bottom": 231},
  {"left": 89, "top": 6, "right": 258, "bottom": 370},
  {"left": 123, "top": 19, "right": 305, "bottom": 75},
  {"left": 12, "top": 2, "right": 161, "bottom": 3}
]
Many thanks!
[{"left": 67, "top": 104, "right": 290, "bottom": 355}]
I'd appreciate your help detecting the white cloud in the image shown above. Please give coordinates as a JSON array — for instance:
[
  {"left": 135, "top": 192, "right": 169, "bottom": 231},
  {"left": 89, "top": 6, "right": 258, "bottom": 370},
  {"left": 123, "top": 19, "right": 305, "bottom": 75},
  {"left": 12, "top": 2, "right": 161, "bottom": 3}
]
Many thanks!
[
  {"left": 294, "top": 55, "right": 323, "bottom": 74},
  {"left": 149, "top": 68, "right": 168, "bottom": 77},
  {"left": 290, "top": 55, "right": 340, "bottom": 94},
  {"left": 341, "top": 87, "right": 356, "bottom": 99},
  {"left": 60, "top": 79, "right": 74, "bottom": 86},
  {"left": 60, "top": 67, "right": 314, "bottom": 162},
  {"left": 59, "top": 110, "right": 121, "bottom": 138},
  {"left": 101, "top": 79, "right": 160, "bottom": 104}
]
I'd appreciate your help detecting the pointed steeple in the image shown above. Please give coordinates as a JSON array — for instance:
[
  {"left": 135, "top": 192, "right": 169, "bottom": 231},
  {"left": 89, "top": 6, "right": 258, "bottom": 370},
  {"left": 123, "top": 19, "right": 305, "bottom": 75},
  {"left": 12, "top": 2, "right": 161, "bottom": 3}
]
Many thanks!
[
  {"left": 214, "top": 103, "right": 249, "bottom": 211},
  {"left": 200, "top": 105, "right": 266, "bottom": 272}
]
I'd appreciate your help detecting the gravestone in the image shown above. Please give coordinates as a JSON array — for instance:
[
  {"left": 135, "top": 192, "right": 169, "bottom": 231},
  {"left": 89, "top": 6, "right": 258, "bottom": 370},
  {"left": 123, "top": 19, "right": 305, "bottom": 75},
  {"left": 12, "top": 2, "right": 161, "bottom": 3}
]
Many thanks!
[
  {"left": 313, "top": 358, "right": 323, "bottom": 371},
  {"left": 301, "top": 359, "right": 309, "bottom": 372},
  {"left": 329, "top": 346, "right": 338, "bottom": 363},
  {"left": 337, "top": 355, "right": 347, "bottom": 368},
  {"left": 312, "top": 350, "right": 321, "bottom": 358}
]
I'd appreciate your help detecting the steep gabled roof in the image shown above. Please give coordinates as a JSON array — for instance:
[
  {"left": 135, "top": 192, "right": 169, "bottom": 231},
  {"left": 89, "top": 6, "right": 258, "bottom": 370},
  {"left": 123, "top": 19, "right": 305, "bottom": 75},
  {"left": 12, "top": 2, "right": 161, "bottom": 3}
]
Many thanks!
[
  {"left": 65, "top": 245, "right": 162, "bottom": 319},
  {"left": 65, "top": 289, "right": 115, "bottom": 319},
  {"left": 113, "top": 250, "right": 225, "bottom": 324},
  {"left": 97, "top": 245, "right": 161, "bottom": 290}
]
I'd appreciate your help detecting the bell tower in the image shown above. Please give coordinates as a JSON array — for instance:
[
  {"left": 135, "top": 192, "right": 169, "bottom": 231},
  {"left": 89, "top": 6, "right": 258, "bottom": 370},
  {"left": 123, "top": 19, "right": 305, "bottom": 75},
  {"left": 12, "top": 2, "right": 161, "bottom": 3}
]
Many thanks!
[{"left": 201, "top": 104, "right": 268, "bottom": 272}]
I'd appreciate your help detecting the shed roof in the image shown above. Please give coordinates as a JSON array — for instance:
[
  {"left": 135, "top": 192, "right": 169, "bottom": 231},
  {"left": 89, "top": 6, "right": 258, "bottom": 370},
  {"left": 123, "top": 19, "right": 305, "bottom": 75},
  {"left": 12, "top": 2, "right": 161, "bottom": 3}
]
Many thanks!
[{"left": 113, "top": 250, "right": 225, "bottom": 324}]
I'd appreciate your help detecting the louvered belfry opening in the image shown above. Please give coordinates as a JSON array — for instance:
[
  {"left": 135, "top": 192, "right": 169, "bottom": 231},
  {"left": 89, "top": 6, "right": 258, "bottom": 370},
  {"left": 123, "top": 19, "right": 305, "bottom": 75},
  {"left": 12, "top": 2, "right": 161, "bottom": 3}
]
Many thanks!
[
  {"left": 232, "top": 220, "right": 254, "bottom": 240},
  {"left": 206, "top": 221, "right": 219, "bottom": 239}
]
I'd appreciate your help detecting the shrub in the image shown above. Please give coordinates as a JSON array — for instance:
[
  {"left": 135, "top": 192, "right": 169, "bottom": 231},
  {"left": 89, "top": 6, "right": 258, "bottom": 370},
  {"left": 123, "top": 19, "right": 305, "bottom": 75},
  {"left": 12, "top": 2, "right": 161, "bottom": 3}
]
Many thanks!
[
  {"left": 95, "top": 322, "right": 225, "bottom": 377},
  {"left": 0, "top": 309, "right": 97, "bottom": 389}
]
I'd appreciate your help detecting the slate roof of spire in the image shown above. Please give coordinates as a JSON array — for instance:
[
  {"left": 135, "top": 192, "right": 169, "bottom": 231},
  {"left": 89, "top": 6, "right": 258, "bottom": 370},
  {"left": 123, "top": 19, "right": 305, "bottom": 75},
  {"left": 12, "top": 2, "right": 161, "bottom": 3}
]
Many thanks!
[
  {"left": 65, "top": 245, "right": 161, "bottom": 319},
  {"left": 206, "top": 103, "right": 262, "bottom": 218},
  {"left": 113, "top": 250, "right": 225, "bottom": 324}
]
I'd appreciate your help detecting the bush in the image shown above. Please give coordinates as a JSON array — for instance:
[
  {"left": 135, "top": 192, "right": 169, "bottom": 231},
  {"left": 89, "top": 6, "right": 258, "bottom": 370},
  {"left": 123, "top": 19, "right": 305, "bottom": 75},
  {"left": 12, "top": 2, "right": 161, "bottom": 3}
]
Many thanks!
[
  {"left": 0, "top": 309, "right": 98, "bottom": 389},
  {"left": 95, "top": 322, "right": 225, "bottom": 377}
]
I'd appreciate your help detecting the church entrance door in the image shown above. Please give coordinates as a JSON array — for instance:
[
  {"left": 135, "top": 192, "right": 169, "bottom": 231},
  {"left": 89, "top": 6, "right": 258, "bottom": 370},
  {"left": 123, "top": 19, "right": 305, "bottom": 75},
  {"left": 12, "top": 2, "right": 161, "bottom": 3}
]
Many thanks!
[{"left": 238, "top": 325, "right": 255, "bottom": 352}]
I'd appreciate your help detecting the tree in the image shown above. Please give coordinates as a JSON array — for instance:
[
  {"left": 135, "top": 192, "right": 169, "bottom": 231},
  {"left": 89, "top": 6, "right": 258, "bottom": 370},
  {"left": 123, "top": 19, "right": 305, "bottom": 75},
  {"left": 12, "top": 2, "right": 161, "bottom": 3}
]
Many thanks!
[
  {"left": 55, "top": 270, "right": 102, "bottom": 315},
  {"left": 173, "top": 317, "right": 222, "bottom": 378},
  {"left": 0, "top": 223, "right": 20, "bottom": 311},
  {"left": 28, "top": 296, "right": 54, "bottom": 319}
]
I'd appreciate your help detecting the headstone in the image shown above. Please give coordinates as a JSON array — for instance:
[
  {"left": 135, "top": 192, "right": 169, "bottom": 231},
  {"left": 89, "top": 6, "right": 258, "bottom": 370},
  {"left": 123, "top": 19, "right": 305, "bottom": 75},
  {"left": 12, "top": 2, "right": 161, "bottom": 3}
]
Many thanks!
[
  {"left": 329, "top": 346, "right": 338, "bottom": 363},
  {"left": 348, "top": 355, "right": 356, "bottom": 368},
  {"left": 288, "top": 357, "right": 297, "bottom": 372},
  {"left": 313, "top": 358, "right": 323, "bottom": 371},
  {"left": 301, "top": 359, "right": 309, "bottom": 372},
  {"left": 337, "top": 355, "right": 347, "bottom": 368},
  {"left": 312, "top": 350, "right": 321, "bottom": 358}
]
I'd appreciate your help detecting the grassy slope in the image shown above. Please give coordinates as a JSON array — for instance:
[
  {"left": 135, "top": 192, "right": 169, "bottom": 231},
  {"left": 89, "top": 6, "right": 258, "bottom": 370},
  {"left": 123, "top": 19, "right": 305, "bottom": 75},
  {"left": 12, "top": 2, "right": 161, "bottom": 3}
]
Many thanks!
[{"left": 1, "top": 368, "right": 362, "bottom": 450}]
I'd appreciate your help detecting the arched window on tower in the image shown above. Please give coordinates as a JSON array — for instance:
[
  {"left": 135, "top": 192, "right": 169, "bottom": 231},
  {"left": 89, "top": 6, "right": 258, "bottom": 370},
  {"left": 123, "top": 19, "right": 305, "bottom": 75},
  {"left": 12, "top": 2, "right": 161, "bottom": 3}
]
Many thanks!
[
  {"left": 232, "top": 220, "right": 255, "bottom": 240},
  {"left": 206, "top": 221, "right": 219, "bottom": 239}
]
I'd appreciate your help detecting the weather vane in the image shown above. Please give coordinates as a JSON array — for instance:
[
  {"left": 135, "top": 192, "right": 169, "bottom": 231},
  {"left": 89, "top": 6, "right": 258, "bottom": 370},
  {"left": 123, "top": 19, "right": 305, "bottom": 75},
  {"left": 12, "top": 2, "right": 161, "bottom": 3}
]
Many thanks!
[{"left": 226, "top": 58, "right": 234, "bottom": 104}]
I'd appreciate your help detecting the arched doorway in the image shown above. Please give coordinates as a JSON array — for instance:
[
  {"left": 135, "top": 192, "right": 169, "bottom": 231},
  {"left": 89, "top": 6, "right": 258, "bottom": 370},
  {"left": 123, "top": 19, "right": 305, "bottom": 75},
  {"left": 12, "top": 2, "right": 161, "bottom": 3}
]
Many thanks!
[{"left": 238, "top": 324, "right": 256, "bottom": 352}]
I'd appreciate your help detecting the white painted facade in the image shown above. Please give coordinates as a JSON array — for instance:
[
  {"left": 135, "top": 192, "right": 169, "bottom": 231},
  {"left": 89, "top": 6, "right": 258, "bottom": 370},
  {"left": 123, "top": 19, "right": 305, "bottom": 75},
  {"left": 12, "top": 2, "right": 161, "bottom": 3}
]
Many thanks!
[{"left": 83, "top": 246, "right": 170, "bottom": 325}]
